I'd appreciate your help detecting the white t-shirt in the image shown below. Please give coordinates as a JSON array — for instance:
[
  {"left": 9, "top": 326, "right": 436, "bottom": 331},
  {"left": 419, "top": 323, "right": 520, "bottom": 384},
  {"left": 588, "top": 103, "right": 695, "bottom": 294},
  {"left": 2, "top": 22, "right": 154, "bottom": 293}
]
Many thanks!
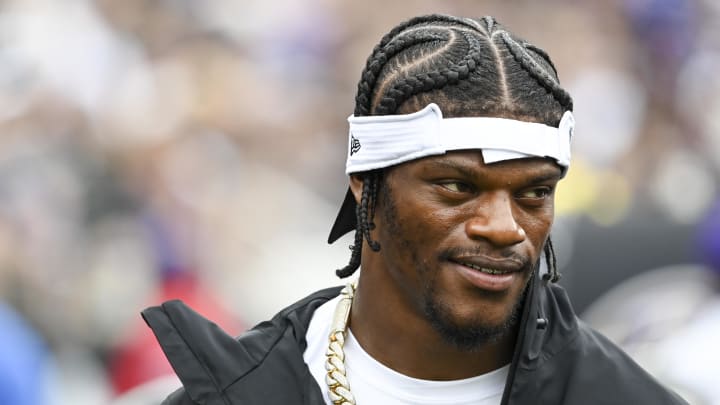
[{"left": 303, "top": 295, "right": 509, "bottom": 405}]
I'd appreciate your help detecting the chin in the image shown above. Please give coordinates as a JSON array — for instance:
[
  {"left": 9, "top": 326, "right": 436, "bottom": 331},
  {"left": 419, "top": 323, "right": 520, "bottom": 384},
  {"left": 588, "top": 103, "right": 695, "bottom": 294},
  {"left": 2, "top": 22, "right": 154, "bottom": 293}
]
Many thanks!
[{"left": 422, "top": 280, "right": 528, "bottom": 351}]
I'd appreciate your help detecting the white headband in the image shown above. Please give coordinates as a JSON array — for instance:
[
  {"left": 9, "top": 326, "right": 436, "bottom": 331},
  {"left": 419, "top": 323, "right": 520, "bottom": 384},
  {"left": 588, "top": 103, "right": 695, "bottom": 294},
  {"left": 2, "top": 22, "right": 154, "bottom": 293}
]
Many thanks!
[{"left": 345, "top": 103, "right": 574, "bottom": 174}]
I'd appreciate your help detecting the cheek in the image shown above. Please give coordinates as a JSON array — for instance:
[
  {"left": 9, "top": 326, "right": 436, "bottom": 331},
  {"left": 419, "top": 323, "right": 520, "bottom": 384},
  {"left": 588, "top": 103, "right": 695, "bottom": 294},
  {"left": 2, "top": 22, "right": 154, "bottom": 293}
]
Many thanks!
[
  {"left": 517, "top": 208, "right": 554, "bottom": 247},
  {"left": 381, "top": 209, "right": 425, "bottom": 252},
  {"left": 400, "top": 199, "right": 458, "bottom": 240},
  {"left": 378, "top": 197, "right": 453, "bottom": 264}
]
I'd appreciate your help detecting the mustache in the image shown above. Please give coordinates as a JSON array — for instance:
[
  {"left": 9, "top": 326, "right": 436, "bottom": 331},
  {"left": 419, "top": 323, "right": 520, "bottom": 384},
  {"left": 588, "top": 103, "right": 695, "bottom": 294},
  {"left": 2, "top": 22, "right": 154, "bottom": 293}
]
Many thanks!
[{"left": 438, "top": 246, "right": 532, "bottom": 269}]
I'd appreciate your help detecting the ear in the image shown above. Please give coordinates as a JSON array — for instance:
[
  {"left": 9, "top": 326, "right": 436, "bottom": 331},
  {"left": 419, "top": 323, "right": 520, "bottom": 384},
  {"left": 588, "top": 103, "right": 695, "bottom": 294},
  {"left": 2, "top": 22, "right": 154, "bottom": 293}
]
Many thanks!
[{"left": 349, "top": 174, "right": 364, "bottom": 204}]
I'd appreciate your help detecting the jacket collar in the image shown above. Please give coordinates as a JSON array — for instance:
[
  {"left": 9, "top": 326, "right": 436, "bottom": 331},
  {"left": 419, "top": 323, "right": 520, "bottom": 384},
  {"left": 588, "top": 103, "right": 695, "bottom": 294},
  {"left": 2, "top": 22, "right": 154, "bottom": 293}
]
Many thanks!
[{"left": 142, "top": 286, "right": 342, "bottom": 404}]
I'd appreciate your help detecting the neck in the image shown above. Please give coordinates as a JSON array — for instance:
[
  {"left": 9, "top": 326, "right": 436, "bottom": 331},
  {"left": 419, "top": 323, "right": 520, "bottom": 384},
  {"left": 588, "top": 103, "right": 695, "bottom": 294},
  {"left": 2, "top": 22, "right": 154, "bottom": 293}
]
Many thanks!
[{"left": 349, "top": 263, "right": 517, "bottom": 380}]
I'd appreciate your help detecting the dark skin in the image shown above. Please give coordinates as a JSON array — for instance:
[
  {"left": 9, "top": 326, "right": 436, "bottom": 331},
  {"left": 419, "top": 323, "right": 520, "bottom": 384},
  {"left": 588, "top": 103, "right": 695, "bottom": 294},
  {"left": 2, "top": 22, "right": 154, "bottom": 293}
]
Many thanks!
[{"left": 347, "top": 151, "right": 562, "bottom": 380}]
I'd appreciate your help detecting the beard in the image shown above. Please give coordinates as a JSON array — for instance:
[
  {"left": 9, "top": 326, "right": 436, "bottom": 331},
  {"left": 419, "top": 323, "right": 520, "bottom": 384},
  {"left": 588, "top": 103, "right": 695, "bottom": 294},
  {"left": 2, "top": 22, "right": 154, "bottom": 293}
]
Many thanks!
[{"left": 422, "top": 270, "right": 532, "bottom": 352}]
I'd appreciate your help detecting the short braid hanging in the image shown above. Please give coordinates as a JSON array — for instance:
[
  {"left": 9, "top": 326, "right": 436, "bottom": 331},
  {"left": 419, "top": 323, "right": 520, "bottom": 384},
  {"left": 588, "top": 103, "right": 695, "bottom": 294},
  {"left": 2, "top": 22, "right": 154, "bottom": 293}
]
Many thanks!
[{"left": 359, "top": 175, "right": 381, "bottom": 251}]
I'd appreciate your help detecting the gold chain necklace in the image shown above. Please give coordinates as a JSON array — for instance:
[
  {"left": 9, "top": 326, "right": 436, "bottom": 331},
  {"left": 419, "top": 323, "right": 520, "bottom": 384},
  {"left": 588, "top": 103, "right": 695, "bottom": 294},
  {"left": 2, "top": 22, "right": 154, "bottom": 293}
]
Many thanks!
[{"left": 325, "top": 282, "right": 357, "bottom": 405}]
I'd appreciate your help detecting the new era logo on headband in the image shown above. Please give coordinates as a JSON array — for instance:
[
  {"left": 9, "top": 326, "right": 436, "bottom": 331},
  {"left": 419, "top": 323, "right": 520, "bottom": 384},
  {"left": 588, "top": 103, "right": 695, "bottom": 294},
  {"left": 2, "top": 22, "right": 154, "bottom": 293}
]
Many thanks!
[{"left": 350, "top": 134, "right": 361, "bottom": 156}]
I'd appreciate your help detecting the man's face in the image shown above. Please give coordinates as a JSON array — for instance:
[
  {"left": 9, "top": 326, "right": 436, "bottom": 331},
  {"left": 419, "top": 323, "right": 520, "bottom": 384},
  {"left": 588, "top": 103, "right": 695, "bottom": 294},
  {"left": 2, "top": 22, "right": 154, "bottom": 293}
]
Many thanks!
[{"left": 371, "top": 150, "right": 561, "bottom": 349}]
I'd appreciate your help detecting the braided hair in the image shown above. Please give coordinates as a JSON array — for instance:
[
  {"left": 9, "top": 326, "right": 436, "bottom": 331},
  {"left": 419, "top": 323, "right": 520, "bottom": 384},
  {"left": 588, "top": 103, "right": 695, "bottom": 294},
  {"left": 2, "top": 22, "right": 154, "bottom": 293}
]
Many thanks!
[{"left": 336, "top": 15, "right": 573, "bottom": 283}]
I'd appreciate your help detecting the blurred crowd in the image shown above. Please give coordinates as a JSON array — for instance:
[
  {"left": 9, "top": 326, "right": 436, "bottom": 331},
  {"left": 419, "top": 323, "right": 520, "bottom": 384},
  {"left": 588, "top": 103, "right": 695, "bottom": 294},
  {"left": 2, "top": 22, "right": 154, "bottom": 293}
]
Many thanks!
[{"left": 0, "top": 0, "right": 718, "bottom": 404}]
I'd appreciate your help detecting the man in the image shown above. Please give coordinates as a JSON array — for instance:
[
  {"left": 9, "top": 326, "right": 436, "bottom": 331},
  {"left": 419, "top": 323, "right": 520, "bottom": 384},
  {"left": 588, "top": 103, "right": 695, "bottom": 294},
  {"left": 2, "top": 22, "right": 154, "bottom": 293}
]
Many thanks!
[{"left": 143, "top": 14, "right": 688, "bottom": 404}]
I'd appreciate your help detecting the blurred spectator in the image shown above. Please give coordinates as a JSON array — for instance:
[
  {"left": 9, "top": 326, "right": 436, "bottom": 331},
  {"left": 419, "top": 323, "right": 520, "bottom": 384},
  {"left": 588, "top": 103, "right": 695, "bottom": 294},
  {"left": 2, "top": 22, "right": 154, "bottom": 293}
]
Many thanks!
[
  {"left": 582, "top": 198, "right": 720, "bottom": 404},
  {"left": 0, "top": 301, "right": 51, "bottom": 405},
  {"left": 108, "top": 272, "right": 241, "bottom": 396}
]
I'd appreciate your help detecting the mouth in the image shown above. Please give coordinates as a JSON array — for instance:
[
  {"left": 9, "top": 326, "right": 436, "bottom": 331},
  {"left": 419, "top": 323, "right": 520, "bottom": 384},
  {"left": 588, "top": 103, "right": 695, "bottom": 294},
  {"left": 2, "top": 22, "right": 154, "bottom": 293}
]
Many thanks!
[
  {"left": 456, "top": 262, "right": 512, "bottom": 275},
  {"left": 448, "top": 256, "right": 523, "bottom": 291}
]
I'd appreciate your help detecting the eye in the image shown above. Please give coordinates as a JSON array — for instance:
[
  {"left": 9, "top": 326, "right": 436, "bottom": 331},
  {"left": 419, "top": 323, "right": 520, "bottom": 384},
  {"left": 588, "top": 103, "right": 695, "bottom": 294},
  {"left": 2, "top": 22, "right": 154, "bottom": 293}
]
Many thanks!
[
  {"left": 440, "top": 181, "right": 474, "bottom": 193},
  {"left": 517, "top": 186, "right": 554, "bottom": 200}
]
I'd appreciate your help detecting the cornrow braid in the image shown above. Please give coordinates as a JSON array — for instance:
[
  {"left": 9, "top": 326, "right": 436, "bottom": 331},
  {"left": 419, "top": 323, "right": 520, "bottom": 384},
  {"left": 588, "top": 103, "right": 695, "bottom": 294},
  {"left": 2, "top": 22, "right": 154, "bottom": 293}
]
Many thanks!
[
  {"left": 354, "top": 31, "right": 450, "bottom": 116},
  {"left": 524, "top": 43, "right": 559, "bottom": 75},
  {"left": 482, "top": 15, "right": 496, "bottom": 33},
  {"left": 338, "top": 14, "right": 573, "bottom": 278},
  {"left": 498, "top": 31, "right": 574, "bottom": 112},
  {"left": 374, "top": 31, "right": 485, "bottom": 115},
  {"left": 355, "top": 15, "right": 485, "bottom": 116}
]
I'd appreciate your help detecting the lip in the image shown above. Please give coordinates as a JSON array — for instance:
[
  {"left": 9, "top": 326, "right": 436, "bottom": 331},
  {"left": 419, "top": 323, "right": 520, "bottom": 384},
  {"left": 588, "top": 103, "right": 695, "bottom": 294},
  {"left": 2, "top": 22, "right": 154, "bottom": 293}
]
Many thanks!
[{"left": 448, "top": 256, "right": 523, "bottom": 292}]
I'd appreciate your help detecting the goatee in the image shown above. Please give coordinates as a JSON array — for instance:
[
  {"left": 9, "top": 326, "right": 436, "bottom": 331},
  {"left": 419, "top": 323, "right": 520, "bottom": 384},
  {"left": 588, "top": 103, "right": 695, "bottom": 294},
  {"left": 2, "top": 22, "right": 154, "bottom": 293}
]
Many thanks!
[{"left": 423, "top": 271, "right": 533, "bottom": 352}]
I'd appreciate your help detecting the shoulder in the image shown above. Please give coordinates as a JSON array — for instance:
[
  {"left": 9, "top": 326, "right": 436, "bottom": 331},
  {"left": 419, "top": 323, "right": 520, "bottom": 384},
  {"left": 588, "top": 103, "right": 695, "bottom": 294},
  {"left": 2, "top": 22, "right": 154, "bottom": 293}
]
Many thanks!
[
  {"left": 514, "top": 282, "right": 688, "bottom": 404},
  {"left": 144, "top": 286, "right": 342, "bottom": 405},
  {"left": 572, "top": 321, "right": 687, "bottom": 403}
]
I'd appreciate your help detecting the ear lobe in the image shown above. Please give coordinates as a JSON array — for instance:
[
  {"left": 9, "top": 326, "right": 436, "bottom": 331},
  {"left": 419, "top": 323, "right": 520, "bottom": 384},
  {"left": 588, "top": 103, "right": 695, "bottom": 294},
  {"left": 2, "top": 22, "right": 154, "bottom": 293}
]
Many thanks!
[{"left": 349, "top": 174, "right": 364, "bottom": 204}]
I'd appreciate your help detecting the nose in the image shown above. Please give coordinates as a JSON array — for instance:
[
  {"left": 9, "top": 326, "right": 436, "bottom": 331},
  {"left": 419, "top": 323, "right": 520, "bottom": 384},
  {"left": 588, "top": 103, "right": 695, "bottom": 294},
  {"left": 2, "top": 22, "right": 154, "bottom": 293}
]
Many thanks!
[{"left": 464, "top": 192, "right": 526, "bottom": 247}]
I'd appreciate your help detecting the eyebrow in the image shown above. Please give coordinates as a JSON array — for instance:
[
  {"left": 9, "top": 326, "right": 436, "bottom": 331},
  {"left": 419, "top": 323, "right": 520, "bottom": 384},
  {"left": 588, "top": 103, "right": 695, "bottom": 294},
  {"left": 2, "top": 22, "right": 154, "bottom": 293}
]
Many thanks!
[
  {"left": 423, "top": 159, "right": 479, "bottom": 179},
  {"left": 528, "top": 170, "right": 563, "bottom": 184},
  {"left": 423, "top": 158, "right": 563, "bottom": 184}
]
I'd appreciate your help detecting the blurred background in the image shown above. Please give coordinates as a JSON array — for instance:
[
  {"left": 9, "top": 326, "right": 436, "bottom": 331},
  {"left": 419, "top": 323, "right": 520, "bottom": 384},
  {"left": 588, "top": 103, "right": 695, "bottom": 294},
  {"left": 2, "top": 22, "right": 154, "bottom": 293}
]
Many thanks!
[{"left": 0, "top": 0, "right": 718, "bottom": 403}]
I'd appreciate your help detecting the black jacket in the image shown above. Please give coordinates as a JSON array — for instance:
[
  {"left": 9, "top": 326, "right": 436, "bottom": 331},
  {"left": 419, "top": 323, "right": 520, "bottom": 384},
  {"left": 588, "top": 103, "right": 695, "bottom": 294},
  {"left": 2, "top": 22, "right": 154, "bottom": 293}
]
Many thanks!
[{"left": 142, "top": 275, "right": 688, "bottom": 404}]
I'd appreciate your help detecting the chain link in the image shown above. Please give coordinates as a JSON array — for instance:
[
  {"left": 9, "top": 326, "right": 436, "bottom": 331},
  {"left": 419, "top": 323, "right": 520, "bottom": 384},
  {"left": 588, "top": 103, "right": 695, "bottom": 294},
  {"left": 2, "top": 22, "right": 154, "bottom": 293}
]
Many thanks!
[{"left": 325, "top": 283, "right": 357, "bottom": 405}]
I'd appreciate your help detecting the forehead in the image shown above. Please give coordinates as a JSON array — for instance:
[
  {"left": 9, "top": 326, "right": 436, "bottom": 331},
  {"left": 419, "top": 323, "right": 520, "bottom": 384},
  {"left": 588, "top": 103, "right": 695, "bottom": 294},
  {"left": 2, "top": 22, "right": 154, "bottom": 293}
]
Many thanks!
[{"left": 398, "top": 150, "right": 563, "bottom": 181}]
